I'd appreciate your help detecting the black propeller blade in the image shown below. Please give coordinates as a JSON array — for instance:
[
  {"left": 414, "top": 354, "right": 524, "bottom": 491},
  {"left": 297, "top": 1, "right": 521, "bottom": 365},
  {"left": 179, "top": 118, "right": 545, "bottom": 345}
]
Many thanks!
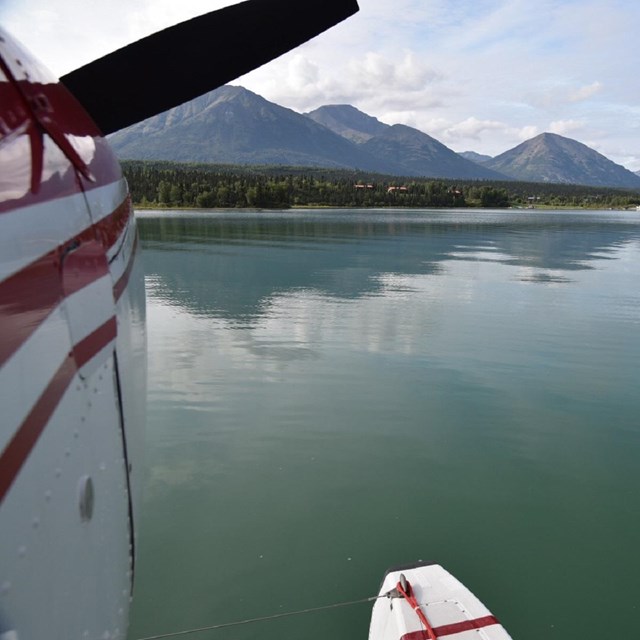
[{"left": 61, "top": 0, "right": 359, "bottom": 135}]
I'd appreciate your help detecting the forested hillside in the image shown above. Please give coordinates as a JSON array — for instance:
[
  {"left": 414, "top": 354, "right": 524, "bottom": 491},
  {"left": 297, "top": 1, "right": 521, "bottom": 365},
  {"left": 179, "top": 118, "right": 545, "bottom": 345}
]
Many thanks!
[{"left": 123, "top": 161, "right": 640, "bottom": 210}]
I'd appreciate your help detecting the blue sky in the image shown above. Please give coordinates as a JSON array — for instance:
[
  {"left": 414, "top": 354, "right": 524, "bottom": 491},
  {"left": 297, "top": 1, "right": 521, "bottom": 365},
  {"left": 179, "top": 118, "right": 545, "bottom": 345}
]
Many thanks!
[{"left": 3, "top": 0, "right": 639, "bottom": 170}]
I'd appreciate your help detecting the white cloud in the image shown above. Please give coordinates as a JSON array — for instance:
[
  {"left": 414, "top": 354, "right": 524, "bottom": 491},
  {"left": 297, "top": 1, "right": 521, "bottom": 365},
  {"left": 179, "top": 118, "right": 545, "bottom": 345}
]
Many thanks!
[
  {"left": 549, "top": 119, "right": 587, "bottom": 136},
  {"left": 286, "top": 55, "right": 320, "bottom": 91},
  {"left": 325, "top": 50, "right": 441, "bottom": 100},
  {"left": 430, "top": 118, "right": 539, "bottom": 153},
  {"left": 517, "top": 126, "right": 539, "bottom": 141},
  {"left": 443, "top": 117, "right": 507, "bottom": 141},
  {"left": 569, "top": 82, "right": 603, "bottom": 103},
  {"left": 241, "top": 48, "right": 445, "bottom": 116},
  {"left": 526, "top": 80, "right": 605, "bottom": 110}
]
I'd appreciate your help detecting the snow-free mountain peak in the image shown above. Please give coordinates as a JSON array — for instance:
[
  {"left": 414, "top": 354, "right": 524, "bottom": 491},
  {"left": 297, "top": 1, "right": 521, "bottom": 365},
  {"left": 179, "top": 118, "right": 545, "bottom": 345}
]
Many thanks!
[
  {"left": 459, "top": 151, "right": 493, "bottom": 164},
  {"left": 360, "top": 124, "right": 507, "bottom": 180},
  {"left": 305, "top": 104, "right": 389, "bottom": 143},
  {"left": 485, "top": 132, "right": 640, "bottom": 188}
]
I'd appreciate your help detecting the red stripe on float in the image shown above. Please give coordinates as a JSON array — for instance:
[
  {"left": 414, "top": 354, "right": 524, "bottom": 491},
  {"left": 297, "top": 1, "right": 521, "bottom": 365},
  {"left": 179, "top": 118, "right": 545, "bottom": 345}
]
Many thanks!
[
  {"left": 400, "top": 615, "right": 499, "bottom": 639},
  {"left": 433, "top": 615, "right": 499, "bottom": 636},
  {"left": 0, "top": 316, "right": 117, "bottom": 504}
]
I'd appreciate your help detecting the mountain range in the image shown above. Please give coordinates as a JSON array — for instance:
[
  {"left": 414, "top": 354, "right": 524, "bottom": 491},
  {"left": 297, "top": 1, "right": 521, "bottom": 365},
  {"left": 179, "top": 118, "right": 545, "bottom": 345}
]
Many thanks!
[{"left": 108, "top": 85, "right": 640, "bottom": 189}]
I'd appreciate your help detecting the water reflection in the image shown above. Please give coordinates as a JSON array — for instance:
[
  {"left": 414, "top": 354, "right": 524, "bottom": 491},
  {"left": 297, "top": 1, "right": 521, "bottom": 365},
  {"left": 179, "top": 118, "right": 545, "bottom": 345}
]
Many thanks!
[{"left": 138, "top": 209, "right": 640, "bottom": 321}]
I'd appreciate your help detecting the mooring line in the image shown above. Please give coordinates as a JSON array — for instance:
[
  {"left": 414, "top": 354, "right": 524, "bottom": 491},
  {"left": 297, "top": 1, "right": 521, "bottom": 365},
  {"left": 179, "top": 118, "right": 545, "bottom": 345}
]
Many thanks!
[{"left": 135, "top": 594, "right": 382, "bottom": 640}]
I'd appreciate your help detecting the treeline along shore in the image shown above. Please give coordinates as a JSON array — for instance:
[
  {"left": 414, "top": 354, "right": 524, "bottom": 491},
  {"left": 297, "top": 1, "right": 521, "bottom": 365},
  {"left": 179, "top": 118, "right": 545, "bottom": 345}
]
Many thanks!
[{"left": 122, "top": 160, "right": 640, "bottom": 210}]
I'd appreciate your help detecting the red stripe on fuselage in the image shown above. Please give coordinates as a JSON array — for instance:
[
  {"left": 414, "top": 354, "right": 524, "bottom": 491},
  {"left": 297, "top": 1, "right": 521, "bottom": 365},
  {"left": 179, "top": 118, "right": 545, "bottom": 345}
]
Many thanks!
[
  {"left": 114, "top": 232, "right": 139, "bottom": 302},
  {"left": 95, "top": 196, "right": 133, "bottom": 254},
  {"left": 0, "top": 246, "right": 61, "bottom": 366},
  {"left": 0, "top": 194, "right": 132, "bottom": 368},
  {"left": 400, "top": 615, "right": 500, "bottom": 639},
  {"left": 73, "top": 315, "right": 117, "bottom": 368},
  {"left": 0, "top": 316, "right": 117, "bottom": 503}
]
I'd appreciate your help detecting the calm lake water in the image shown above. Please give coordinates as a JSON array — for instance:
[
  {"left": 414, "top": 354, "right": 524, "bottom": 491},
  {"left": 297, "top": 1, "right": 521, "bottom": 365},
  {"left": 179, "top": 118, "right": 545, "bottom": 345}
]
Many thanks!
[{"left": 128, "top": 208, "right": 640, "bottom": 640}]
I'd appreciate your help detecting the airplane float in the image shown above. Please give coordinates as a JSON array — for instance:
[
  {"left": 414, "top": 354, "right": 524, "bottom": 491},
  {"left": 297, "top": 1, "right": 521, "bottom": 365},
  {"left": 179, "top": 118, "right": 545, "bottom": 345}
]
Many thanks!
[{"left": 0, "top": 1, "right": 512, "bottom": 638}]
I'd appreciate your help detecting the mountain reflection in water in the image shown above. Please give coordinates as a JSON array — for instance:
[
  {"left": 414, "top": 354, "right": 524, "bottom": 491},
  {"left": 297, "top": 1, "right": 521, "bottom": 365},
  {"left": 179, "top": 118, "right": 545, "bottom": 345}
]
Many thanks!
[{"left": 138, "top": 208, "right": 639, "bottom": 321}]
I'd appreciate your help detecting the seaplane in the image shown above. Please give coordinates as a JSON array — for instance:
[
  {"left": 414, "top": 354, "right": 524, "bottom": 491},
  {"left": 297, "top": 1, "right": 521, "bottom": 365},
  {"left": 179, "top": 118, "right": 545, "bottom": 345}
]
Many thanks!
[{"left": 0, "top": 1, "right": 513, "bottom": 638}]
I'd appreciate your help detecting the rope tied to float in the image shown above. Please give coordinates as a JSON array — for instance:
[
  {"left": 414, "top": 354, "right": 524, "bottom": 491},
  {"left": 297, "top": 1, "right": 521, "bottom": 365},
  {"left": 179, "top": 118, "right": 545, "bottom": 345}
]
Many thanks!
[
  {"left": 395, "top": 574, "right": 438, "bottom": 640},
  {"left": 135, "top": 594, "right": 383, "bottom": 640}
]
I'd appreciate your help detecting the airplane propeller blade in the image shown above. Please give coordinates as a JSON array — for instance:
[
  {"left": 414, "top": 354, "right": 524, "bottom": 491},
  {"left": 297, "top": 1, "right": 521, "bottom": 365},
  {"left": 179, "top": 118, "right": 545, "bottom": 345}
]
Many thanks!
[{"left": 60, "top": 0, "right": 359, "bottom": 135}]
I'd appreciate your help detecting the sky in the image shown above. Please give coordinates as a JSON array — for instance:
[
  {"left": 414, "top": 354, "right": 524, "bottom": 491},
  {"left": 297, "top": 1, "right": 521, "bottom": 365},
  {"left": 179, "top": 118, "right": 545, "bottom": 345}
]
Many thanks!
[{"left": 2, "top": 0, "right": 640, "bottom": 170}]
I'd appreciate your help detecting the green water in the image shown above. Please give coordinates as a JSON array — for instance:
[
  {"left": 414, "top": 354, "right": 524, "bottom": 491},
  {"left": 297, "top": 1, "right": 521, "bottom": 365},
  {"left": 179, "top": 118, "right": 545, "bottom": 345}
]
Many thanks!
[{"left": 128, "top": 209, "right": 640, "bottom": 640}]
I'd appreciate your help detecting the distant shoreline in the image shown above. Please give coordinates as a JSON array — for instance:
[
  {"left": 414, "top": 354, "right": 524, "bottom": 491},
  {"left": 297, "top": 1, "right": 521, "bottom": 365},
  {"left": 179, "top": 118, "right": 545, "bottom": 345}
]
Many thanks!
[
  {"left": 123, "top": 160, "right": 640, "bottom": 211},
  {"left": 132, "top": 203, "right": 635, "bottom": 212}
]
